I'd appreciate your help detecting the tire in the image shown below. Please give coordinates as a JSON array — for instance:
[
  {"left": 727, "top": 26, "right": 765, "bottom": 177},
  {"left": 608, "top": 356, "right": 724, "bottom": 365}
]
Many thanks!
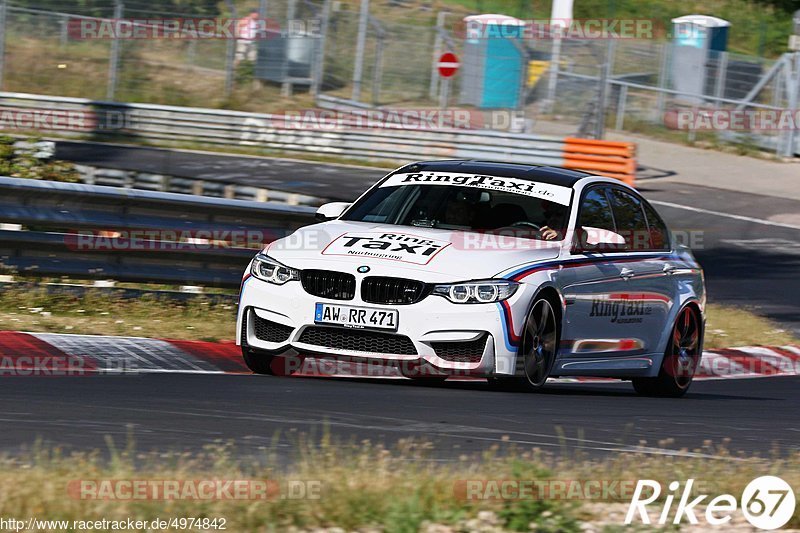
[
  {"left": 488, "top": 297, "right": 559, "bottom": 392},
  {"left": 632, "top": 306, "right": 701, "bottom": 398},
  {"left": 242, "top": 347, "right": 300, "bottom": 376},
  {"left": 242, "top": 347, "right": 277, "bottom": 375}
]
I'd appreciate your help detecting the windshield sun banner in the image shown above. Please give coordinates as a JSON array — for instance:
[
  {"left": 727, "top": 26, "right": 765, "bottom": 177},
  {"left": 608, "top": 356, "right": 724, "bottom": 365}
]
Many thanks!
[{"left": 379, "top": 172, "right": 573, "bottom": 206}]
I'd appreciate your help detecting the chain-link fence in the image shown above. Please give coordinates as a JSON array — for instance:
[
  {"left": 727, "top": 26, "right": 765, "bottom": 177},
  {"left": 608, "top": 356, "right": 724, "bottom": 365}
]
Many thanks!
[
  {"left": 0, "top": 0, "right": 327, "bottom": 106},
  {"left": 535, "top": 38, "right": 795, "bottom": 154},
  {"left": 320, "top": 10, "right": 442, "bottom": 106},
  {"left": 0, "top": 2, "right": 798, "bottom": 155}
]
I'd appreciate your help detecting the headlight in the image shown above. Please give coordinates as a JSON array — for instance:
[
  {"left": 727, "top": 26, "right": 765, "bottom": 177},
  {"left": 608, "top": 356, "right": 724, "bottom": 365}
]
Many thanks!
[
  {"left": 432, "top": 280, "right": 519, "bottom": 304},
  {"left": 250, "top": 254, "right": 300, "bottom": 285}
]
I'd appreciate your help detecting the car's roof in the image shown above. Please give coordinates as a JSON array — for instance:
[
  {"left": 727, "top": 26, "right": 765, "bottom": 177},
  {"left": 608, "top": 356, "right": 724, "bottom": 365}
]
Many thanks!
[{"left": 398, "top": 160, "right": 593, "bottom": 188}]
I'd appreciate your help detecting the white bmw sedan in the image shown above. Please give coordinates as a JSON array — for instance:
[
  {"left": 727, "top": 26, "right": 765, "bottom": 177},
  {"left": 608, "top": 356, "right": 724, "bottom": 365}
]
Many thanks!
[{"left": 237, "top": 161, "right": 705, "bottom": 396}]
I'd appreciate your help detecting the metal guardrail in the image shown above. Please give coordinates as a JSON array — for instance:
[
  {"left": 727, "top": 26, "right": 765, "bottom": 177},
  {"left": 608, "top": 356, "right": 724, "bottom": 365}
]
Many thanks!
[
  {"left": 0, "top": 91, "right": 628, "bottom": 171},
  {"left": 0, "top": 176, "right": 317, "bottom": 288},
  {"left": 74, "top": 164, "right": 327, "bottom": 206}
]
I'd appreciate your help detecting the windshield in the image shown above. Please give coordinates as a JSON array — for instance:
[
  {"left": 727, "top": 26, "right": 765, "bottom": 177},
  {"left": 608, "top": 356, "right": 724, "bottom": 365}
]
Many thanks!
[{"left": 342, "top": 174, "right": 572, "bottom": 240}]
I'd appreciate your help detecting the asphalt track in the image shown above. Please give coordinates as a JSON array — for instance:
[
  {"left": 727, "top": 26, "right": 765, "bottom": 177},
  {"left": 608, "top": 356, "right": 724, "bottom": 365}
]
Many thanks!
[
  {"left": 3, "top": 141, "right": 797, "bottom": 458},
  {"left": 54, "top": 141, "right": 381, "bottom": 201},
  {"left": 0, "top": 374, "right": 798, "bottom": 459}
]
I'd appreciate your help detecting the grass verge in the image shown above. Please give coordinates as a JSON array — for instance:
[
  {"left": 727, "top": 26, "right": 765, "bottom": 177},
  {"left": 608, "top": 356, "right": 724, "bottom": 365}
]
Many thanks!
[
  {"left": 0, "top": 286, "right": 236, "bottom": 342},
  {"left": 0, "top": 286, "right": 795, "bottom": 349},
  {"left": 704, "top": 303, "right": 797, "bottom": 349},
  {"left": 1, "top": 438, "right": 798, "bottom": 532}
]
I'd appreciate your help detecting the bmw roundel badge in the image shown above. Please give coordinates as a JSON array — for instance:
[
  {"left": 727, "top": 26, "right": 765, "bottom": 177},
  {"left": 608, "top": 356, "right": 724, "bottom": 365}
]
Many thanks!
[{"left": 357, "top": 266, "right": 370, "bottom": 273}]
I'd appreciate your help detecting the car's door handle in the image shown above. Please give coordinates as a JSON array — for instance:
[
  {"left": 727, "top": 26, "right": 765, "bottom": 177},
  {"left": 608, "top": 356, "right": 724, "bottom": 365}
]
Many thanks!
[
  {"left": 619, "top": 268, "right": 635, "bottom": 280},
  {"left": 662, "top": 263, "right": 677, "bottom": 275}
]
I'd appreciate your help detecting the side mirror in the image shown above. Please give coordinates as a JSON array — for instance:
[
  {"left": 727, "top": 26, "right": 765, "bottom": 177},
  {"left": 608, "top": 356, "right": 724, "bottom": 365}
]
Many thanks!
[
  {"left": 315, "top": 202, "right": 351, "bottom": 222},
  {"left": 572, "top": 226, "right": 627, "bottom": 253}
]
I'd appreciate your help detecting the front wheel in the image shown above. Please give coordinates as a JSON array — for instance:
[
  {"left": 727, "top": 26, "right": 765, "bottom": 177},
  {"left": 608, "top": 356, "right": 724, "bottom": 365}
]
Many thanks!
[
  {"left": 488, "top": 298, "right": 559, "bottom": 392},
  {"left": 632, "top": 306, "right": 701, "bottom": 397},
  {"left": 242, "top": 347, "right": 301, "bottom": 376}
]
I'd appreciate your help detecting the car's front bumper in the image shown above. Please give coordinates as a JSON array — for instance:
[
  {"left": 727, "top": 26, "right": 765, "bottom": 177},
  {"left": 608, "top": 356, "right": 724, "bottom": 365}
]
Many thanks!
[{"left": 237, "top": 275, "right": 528, "bottom": 377}]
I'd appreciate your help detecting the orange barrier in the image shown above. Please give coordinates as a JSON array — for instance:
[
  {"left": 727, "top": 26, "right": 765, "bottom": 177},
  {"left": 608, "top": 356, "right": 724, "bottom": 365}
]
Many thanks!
[{"left": 562, "top": 137, "right": 637, "bottom": 186}]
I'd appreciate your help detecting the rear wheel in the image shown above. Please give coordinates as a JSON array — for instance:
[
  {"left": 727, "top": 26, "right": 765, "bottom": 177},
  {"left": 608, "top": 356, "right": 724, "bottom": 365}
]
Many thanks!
[
  {"left": 632, "top": 306, "right": 701, "bottom": 397},
  {"left": 488, "top": 298, "right": 559, "bottom": 392}
]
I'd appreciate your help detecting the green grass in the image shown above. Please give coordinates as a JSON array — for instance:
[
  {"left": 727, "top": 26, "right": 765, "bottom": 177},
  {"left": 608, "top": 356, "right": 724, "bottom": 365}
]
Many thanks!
[
  {"left": 0, "top": 286, "right": 236, "bottom": 342},
  {"left": 0, "top": 437, "right": 797, "bottom": 531}
]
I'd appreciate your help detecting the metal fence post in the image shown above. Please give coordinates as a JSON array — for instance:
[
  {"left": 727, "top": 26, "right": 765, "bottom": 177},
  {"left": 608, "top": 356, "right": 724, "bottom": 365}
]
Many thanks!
[
  {"left": 0, "top": 0, "right": 6, "bottom": 91},
  {"left": 371, "top": 25, "right": 385, "bottom": 106},
  {"left": 615, "top": 84, "right": 628, "bottom": 131},
  {"left": 594, "top": 40, "right": 614, "bottom": 139},
  {"left": 439, "top": 76, "right": 450, "bottom": 109},
  {"left": 351, "top": 0, "right": 370, "bottom": 102},
  {"left": 60, "top": 15, "right": 69, "bottom": 48},
  {"left": 282, "top": 0, "right": 297, "bottom": 97},
  {"left": 544, "top": 37, "right": 562, "bottom": 112},
  {"left": 655, "top": 42, "right": 670, "bottom": 122},
  {"left": 311, "top": 0, "right": 330, "bottom": 98},
  {"left": 429, "top": 11, "right": 447, "bottom": 101},
  {"left": 223, "top": 0, "right": 237, "bottom": 99},
  {"left": 783, "top": 52, "right": 800, "bottom": 157},
  {"left": 713, "top": 51, "right": 728, "bottom": 109},
  {"left": 106, "top": 0, "right": 123, "bottom": 101}
]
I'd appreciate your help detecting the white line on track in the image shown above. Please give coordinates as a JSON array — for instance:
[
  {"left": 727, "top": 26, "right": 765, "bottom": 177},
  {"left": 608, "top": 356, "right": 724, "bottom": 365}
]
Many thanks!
[{"left": 650, "top": 200, "right": 800, "bottom": 230}]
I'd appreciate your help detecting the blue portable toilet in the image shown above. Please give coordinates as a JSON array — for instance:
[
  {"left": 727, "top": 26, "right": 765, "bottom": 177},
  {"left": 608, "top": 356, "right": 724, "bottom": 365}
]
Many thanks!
[
  {"left": 670, "top": 15, "right": 730, "bottom": 102},
  {"left": 459, "top": 14, "right": 526, "bottom": 109},
  {"left": 672, "top": 14, "right": 729, "bottom": 52}
]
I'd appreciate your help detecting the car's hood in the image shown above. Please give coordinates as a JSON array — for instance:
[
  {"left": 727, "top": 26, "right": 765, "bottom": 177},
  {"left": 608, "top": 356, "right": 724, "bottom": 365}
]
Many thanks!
[{"left": 266, "top": 220, "right": 561, "bottom": 282}]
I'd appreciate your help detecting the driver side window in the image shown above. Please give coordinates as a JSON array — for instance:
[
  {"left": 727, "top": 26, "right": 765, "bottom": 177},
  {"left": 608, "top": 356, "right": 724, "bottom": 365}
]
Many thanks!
[
  {"left": 578, "top": 188, "right": 615, "bottom": 231},
  {"left": 576, "top": 187, "right": 625, "bottom": 251}
]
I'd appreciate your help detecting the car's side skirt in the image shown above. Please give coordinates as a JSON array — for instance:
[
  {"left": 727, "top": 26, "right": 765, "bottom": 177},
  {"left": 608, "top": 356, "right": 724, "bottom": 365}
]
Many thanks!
[{"left": 552, "top": 353, "right": 662, "bottom": 378}]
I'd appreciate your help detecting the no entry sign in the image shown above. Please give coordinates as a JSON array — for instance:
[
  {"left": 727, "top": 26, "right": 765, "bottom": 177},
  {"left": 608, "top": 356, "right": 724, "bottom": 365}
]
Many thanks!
[{"left": 437, "top": 52, "right": 460, "bottom": 78}]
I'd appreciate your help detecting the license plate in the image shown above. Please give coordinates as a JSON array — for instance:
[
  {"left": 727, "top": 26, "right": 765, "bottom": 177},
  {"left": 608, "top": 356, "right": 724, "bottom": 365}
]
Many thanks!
[{"left": 314, "top": 303, "right": 398, "bottom": 331}]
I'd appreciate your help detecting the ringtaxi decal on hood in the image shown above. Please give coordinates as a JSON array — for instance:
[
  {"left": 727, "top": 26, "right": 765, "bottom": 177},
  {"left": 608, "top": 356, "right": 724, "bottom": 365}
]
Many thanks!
[
  {"left": 379, "top": 172, "right": 573, "bottom": 206},
  {"left": 321, "top": 232, "right": 451, "bottom": 265}
]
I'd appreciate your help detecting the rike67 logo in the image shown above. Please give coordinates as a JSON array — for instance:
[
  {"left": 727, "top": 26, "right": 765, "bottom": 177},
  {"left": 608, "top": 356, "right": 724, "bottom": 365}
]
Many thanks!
[{"left": 626, "top": 476, "right": 796, "bottom": 530}]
